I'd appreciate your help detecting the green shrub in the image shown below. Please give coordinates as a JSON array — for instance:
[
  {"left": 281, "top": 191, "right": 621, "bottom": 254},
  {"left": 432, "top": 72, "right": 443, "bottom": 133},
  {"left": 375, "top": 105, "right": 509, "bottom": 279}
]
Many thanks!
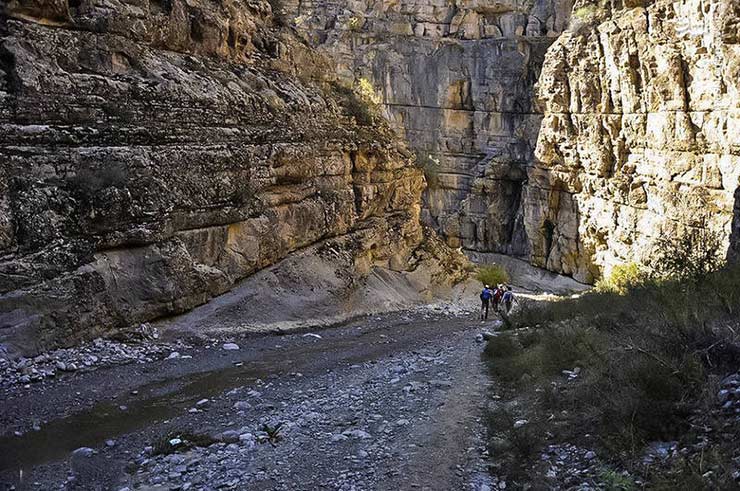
[
  {"left": 649, "top": 227, "right": 726, "bottom": 282},
  {"left": 598, "top": 469, "right": 637, "bottom": 491},
  {"left": 330, "top": 82, "right": 378, "bottom": 126},
  {"left": 595, "top": 262, "right": 647, "bottom": 295},
  {"left": 568, "top": 2, "right": 608, "bottom": 34},
  {"left": 484, "top": 334, "right": 521, "bottom": 359},
  {"left": 484, "top": 259, "right": 740, "bottom": 487},
  {"left": 476, "top": 264, "right": 510, "bottom": 287}
]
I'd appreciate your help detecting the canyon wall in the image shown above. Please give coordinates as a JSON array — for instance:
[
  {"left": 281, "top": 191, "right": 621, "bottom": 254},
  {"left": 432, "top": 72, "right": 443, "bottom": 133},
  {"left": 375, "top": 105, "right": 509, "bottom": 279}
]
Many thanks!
[
  {"left": 0, "top": 0, "right": 426, "bottom": 354},
  {"left": 282, "top": 0, "right": 573, "bottom": 254},
  {"left": 524, "top": 0, "right": 740, "bottom": 282}
]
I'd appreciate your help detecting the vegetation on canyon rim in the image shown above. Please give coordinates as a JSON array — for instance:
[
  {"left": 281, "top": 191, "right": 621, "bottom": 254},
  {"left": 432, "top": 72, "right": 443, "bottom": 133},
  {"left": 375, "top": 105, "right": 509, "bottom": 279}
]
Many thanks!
[{"left": 484, "top": 234, "right": 740, "bottom": 487}]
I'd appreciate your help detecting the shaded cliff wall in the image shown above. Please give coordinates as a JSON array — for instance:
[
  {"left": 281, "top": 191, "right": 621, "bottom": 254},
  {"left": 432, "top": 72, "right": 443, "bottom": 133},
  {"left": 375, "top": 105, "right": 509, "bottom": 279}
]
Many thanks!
[
  {"left": 280, "top": 0, "right": 573, "bottom": 254},
  {"left": 0, "top": 0, "right": 425, "bottom": 353},
  {"left": 524, "top": 0, "right": 740, "bottom": 282}
]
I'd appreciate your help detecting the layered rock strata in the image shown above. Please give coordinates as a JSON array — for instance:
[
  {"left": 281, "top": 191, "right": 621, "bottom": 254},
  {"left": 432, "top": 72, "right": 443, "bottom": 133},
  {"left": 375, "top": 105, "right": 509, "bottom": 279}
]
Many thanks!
[
  {"left": 524, "top": 0, "right": 740, "bottom": 282},
  {"left": 281, "top": 0, "right": 573, "bottom": 254},
  {"left": 0, "top": 0, "right": 426, "bottom": 354}
]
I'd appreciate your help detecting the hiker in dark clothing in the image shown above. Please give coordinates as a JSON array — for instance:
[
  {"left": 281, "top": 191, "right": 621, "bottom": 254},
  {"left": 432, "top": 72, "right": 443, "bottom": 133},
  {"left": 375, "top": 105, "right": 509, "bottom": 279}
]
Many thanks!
[
  {"left": 480, "top": 285, "right": 493, "bottom": 320},
  {"left": 502, "top": 286, "right": 515, "bottom": 314}
]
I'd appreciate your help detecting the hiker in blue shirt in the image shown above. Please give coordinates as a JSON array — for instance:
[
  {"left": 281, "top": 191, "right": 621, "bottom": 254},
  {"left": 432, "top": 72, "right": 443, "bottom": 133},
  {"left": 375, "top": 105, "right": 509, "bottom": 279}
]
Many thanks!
[
  {"left": 480, "top": 285, "right": 493, "bottom": 320},
  {"left": 502, "top": 286, "right": 516, "bottom": 314}
]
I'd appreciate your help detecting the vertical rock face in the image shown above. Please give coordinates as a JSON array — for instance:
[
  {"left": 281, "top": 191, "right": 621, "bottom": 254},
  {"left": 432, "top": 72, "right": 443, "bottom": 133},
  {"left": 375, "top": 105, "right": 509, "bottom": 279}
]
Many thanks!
[
  {"left": 524, "top": 0, "right": 740, "bottom": 282},
  {"left": 281, "top": 0, "right": 573, "bottom": 254},
  {"left": 0, "top": 0, "right": 425, "bottom": 353}
]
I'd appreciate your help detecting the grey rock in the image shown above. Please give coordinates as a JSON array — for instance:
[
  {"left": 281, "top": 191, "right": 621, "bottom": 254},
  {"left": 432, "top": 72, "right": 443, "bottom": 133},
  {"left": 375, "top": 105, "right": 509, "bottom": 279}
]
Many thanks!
[{"left": 217, "top": 431, "right": 241, "bottom": 444}]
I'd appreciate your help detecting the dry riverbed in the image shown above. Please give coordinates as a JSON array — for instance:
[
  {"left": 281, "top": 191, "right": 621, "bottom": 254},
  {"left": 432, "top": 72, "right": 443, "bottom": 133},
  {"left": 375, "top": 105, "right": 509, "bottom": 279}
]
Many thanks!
[{"left": 0, "top": 306, "right": 502, "bottom": 491}]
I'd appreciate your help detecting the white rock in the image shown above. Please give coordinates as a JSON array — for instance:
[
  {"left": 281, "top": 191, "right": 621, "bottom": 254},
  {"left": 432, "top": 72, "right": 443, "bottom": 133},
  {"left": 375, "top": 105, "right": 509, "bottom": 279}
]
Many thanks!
[
  {"left": 222, "top": 343, "right": 240, "bottom": 351},
  {"left": 513, "top": 419, "right": 528, "bottom": 429},
  {"left": 71, "top": 447, "right": 96, "bottom": 458}
]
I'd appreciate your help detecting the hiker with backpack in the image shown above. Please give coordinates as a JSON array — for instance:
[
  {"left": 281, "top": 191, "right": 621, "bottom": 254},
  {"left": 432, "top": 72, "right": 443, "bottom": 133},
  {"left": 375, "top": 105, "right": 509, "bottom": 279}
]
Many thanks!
[
  {"left": 502, "top": 286, "right": 516, "bottom": 314},
  {"left": 479, "top": 285, "right": 493, "bottom": 320}
]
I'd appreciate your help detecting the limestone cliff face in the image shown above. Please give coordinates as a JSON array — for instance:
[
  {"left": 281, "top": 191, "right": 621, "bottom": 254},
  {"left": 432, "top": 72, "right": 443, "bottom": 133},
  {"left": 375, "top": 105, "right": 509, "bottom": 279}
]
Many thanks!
[
  {"left": 524, "top": 0, "right": 740, "bottom": 282},
  {"left": 280, "top": 0, "right": 573, "bottom": 254},
  {"left": 0, "top": 0, "right": 425, "bottom": 353}
]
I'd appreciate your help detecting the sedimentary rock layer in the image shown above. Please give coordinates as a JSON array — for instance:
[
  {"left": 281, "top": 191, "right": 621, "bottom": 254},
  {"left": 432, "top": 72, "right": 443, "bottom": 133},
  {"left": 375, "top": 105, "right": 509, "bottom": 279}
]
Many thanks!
[
  {"left": 282, "top": 0, "right": 573, "bottom": 254},
  {"left": 0, "top": 0, "right": 424, "bottom": 353},
  {"left": 524, "top": 0, "right": 740, "bottom": 282}
]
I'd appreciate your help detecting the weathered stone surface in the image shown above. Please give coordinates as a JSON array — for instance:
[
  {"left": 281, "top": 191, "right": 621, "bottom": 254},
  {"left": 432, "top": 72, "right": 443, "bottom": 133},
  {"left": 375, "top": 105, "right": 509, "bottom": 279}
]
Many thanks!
[
  {"left": 523, "top": 0, "right": 740, "bottom": 282},
  {"left": 282, "top": 0, "right": 573, "bottom": 254},
  {"left": 0, "top": 0, "right": 425, "bottom": 354}
]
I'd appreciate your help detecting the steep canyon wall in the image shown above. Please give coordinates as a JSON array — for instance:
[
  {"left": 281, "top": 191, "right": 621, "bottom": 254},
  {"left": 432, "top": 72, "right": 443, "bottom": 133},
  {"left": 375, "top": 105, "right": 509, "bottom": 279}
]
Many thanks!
[
  {"left": 525, "top": 0, "right": 740, "bottom": 282},
  {"left": 282, "top": 0, "right": 573, "bottom": 254},
  {"left": 0, "top": 0, "right": 426, "bottom": 353}
]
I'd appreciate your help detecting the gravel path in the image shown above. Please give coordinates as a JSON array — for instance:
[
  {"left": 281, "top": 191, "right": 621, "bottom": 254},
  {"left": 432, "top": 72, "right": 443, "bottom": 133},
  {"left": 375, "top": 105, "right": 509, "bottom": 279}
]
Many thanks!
[{"left": 0, "top": 308, "right": 499, "bottom": 491}]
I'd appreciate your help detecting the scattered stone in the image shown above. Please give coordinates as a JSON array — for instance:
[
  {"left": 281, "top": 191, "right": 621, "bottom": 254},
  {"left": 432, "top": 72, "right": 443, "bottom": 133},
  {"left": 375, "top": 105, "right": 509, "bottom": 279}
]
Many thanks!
[
  {"left": 222, "top": 343, "right": 240, "bottom": 351},
  {"left": 217, "top": 431, "right": 241, "bottom": 444},
  {"left": 342, "top": 429, "right": 371, "bottom": 440}
]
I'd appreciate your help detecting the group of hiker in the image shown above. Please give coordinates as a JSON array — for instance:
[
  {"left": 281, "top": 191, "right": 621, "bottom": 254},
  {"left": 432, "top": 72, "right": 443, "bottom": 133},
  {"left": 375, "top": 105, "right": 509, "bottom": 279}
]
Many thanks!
[{"left": 479, "top": 284, "right": 515, "bottom": 320}]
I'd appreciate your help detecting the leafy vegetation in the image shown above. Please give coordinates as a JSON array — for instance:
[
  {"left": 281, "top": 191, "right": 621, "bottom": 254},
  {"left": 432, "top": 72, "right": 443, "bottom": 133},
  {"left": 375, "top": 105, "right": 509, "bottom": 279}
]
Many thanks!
[
  {"left": 485, "top": 260, "right": 740, "bottom": 487},
  {"left": 594, "top": 262, "right": 647, "bottom": 295},
  {"left": 475, "top": 264, "right": 510, "bottom": 287},
  {"left": 568, "top": 1, "right": 609, "bottom": 34},
  {"left": 330, "top": 81, "right": 379, "bottom": 126},
  {"left": 649, "top": 224, "right": 726, "bottom": 282},
  {"left": 260, "top": 422, "right": 285, "bottom": 446}
]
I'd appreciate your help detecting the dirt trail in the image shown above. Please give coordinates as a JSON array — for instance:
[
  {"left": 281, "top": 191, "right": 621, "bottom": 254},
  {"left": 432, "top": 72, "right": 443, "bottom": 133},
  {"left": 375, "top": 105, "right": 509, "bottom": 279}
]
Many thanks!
[{"left": 1, "top": 307, "right": 498, "bottom": 491}]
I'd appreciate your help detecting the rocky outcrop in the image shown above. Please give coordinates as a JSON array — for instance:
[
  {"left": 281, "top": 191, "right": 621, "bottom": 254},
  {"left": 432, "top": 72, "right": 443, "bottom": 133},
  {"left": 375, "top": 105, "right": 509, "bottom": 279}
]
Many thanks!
[
  {"left": 280, "top": 0, "right": 573, "bottom": 254},
  {"left": 0, "top": 0, "right": 426, "bottom": 354},
  {"left": 524, "top": 0, "right": 740, "bottom": 282}
]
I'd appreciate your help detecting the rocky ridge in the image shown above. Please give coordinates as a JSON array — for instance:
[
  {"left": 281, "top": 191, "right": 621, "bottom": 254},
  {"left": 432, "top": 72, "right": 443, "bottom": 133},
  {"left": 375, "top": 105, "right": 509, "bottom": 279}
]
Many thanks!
[{"left": 0, "top": 0, "right": 429, "bottom": 355}]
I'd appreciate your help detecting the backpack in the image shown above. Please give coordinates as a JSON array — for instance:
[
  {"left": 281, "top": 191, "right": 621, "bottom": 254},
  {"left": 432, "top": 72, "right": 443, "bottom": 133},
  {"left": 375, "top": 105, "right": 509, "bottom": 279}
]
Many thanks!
[{"left": 480, "top": 289, "right": 491, "bottom": 301}]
